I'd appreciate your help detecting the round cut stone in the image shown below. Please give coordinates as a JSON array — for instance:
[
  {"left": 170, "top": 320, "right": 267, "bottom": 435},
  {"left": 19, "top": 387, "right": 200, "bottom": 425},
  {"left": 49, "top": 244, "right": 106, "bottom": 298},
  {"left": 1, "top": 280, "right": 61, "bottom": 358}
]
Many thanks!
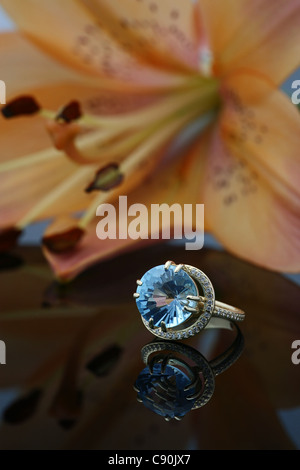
[
  {"left": 135, "top": 363, "right": 197, "bottom": 419},
  {"left": 136, "top": 264, "right": 198, "bottom": 328}
]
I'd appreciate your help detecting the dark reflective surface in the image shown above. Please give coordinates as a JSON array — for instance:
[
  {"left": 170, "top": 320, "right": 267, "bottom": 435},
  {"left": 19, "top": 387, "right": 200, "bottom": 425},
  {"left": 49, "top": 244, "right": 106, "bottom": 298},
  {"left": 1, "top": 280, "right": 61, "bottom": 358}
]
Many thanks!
[
  {"left": 134, "top": 323, "right": 244, "bottom": 421},
  {"left": 0, "top": 243, "right": 299, "bottom": 450}
]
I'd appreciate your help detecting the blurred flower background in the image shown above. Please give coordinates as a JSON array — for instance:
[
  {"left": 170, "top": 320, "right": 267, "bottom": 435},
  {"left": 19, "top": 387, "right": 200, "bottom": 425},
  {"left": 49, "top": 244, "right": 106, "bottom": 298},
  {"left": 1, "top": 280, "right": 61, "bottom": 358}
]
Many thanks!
[
  {"left": 0, "top": 2, "right": 300, "bottom": 451},
  {"left": 0, "top": 0, "right": 300, "bottom": 280}
]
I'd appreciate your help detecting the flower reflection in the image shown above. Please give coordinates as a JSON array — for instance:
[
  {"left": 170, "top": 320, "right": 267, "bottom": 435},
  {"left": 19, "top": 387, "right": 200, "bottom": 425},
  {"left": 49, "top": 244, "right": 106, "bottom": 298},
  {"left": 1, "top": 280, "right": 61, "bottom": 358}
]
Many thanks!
[
  {"left": 134, "top": 322, "right": 244, "bottom": 421},
  {"left": 1, "top": 1, "right": 300, "bottom": 280},
  {"left": 0, "top": 244, "right": 299, "bottom": 449},
  {"left": 2, "top": 341, "right": 124, "bottom": 429}
]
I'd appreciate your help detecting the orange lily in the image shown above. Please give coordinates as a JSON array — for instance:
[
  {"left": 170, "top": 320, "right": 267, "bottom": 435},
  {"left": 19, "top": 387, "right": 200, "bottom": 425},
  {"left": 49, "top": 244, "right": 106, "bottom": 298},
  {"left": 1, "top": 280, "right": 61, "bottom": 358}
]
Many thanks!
[{"left": 0, "top": 0, "right": 300, "bottom": 280}]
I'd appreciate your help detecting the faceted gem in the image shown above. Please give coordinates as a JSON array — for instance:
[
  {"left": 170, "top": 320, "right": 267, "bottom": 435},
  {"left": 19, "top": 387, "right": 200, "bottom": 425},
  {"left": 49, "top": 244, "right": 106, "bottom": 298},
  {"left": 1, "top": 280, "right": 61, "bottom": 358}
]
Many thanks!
[
  {"left": 135, "top": 363, "right": 197, "bottom": 419},
  {"left": 136, "top": 264, "right": 198, "bottom": 329}
]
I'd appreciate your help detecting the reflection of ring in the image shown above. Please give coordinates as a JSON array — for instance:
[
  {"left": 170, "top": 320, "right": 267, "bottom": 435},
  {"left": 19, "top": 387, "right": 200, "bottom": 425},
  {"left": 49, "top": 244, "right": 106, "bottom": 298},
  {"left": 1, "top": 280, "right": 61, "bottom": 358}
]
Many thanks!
[
  {"left": 133, "top": 261, "right": 245, "bottom": 339},
  {"left": 134, "top": 321, "right": 244, "bottom": 420}
]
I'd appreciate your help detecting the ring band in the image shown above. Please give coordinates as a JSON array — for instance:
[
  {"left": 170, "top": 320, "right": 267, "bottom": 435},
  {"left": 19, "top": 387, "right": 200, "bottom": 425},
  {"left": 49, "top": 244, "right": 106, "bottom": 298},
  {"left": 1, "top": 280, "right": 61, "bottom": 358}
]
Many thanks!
[
  {"left": 134, "top": 321, "right": 244, "bottom": 420},
  {"left": 133, "top": 260, "right": 245, "bottom": 339}
]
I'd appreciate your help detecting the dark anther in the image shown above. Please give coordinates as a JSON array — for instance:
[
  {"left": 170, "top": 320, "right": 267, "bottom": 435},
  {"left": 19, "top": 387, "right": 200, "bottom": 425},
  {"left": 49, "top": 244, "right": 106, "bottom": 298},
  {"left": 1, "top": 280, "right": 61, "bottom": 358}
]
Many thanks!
[
  {"left": 3, "top": 389, "right": 43, "bottom": 424},
  {"left": 85, "top": 163, "right": 124, "bottom": 193},
  {"left": 1, "top": 96, "right": 40, "bottom": 118},
  {"left": 86, "top": 344, "right": 123, "bottom": 377},
  {"left": 56, "top": 101, "right": 82, "bottom": 123},
  {"left": 0, "top": 227, "right": 22, "bottom": 251},
  {"left": 42, "top": 227, "right": 84, "bottom": 253}
]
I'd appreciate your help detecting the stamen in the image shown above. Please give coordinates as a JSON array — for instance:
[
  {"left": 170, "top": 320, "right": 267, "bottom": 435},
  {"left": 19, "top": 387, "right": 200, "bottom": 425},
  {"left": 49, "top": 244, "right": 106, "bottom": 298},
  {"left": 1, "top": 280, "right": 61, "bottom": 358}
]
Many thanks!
[
  {"left": 42, "top": 227, "right": 84, "bottom": 253},
  {"left": 85, "top": 163, "right": 124, "bottom": 193},
  {"left": 56, "top": 101, "right": 82, "bottom": 123},
  {"left": 44, "top": 87, "right": 211, "bottom": 166},
  {"left": 77, "top": 84, "right": 220, "bottom": 165},
  {"left": 1, "top": 96, "right": 40, "bottom": 118},
  {"left": 16, "top": 167, "right": 93, "bottom": 229},
  {"left": 2, "top": 78, "right": 220, "bottom": 244},
  {"left": 76, "top": 88, "right": 202, "bottom": 129},
  {"left": 36, "top": 85, "right": 207, "bottom": 131},
  {"left": 0, "top": 129, "right": 117, "bottom": 173},
  {"left": 78, "top": 106, "right": 201, "bottom": 230},
  {"left": 0, "top": 147, "right": 62, "bottom": 173},
  {"left": 0, "top": 83, "right": 218, "bottom": 174},
  {"left": 45, "top": 120, "right": 91, "bottom": 164}
]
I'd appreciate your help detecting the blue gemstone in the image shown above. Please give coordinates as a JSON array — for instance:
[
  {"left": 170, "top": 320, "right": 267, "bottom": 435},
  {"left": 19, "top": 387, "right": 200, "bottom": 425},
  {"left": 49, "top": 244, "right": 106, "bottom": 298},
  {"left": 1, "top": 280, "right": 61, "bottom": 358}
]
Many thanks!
[
  {"left": 136, "top": 264, "right": 198, "bottom": 328},
  {"left": 135, "top": 363, "right": 197, "bottom": 419}
]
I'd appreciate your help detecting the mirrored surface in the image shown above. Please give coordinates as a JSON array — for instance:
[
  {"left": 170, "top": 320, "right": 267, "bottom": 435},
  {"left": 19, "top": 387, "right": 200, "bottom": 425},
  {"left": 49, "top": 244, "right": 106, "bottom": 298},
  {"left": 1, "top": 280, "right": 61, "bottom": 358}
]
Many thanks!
[{"left": 0, "top": 243, "right": 299, "bottom": 450}]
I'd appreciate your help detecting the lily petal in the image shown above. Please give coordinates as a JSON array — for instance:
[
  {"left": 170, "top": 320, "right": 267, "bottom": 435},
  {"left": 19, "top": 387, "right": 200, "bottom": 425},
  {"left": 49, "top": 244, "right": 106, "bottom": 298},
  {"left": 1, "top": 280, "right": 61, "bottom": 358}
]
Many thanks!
[
  {"left": 81, "top": 0, "right": 208, "bottom": 71},
  {"left": 0, "top": 0, "right": 190, "bottom": 88},
  {"left": 0, "top": 32, "right": 85, "bottom": 97},
  {"left": 0, "top": 33, "right": 186, "bottom": 228},
  {"left": 220, "top": 71, "right": 300, "bottom": 208},
  {"left": 200, "top": 0, "right": 300, "bottom": 83},
  {"left": 202, "top": 102, "right": 300, "bottom": 272}
]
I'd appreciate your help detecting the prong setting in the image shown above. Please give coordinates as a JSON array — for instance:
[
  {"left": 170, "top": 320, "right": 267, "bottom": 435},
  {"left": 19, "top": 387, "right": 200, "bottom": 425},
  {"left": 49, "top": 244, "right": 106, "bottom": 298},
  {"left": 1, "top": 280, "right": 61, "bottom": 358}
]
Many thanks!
[
  {"left": 184, "top": 305, "right": 199, "bottom": 313},
  {"left": 164, "top": 260, "right": 175, "bottom": 270},
  {"left": 174, "top": 264, "right": 184, "bottom": 273},
  {"left": 186, "top": 295, "right": 202, "bottom": 302}
]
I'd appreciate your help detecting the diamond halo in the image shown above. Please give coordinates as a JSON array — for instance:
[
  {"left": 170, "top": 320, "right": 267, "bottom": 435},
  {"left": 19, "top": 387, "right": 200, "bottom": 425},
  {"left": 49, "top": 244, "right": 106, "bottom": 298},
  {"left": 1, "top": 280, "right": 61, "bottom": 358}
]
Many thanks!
[{"left": 134, "top": 261, "right": 215, "bottom": 339}]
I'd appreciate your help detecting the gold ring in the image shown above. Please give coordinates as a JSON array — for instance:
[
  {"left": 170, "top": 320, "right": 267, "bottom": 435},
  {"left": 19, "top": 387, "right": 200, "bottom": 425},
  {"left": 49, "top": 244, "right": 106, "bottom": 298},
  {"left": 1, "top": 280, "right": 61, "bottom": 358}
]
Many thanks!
[{"left": 133, "top": 260, "right": 245, "bottom": 339}]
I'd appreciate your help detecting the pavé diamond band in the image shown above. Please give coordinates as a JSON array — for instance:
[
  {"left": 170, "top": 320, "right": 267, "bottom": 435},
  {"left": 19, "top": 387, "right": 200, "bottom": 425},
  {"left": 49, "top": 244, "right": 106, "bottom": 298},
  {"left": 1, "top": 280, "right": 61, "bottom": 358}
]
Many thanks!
[{"left": 133, "top": 261, "right": 245, "bottom": 339}]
